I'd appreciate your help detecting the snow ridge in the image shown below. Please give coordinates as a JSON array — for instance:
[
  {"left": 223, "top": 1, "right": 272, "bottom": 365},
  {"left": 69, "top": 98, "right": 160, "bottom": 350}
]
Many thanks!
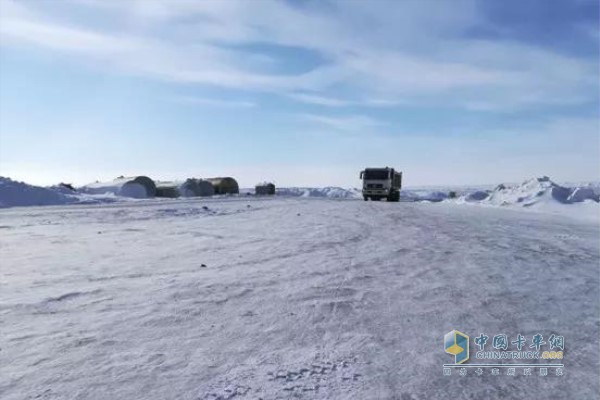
[{"left": 449, "top": 176, "right": 599, "bottom": 206}]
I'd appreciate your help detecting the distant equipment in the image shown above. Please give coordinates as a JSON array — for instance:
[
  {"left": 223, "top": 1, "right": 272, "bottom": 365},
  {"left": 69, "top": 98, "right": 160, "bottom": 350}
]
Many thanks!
[
  {"left": 205, "top": 177, "right": 239, "bottom": 195},
  {"left": 255, "top": 182, "right": 276, "bottom": 195},
  {"left": 359, "top": 167, "right": 402, "bottom": 202}
]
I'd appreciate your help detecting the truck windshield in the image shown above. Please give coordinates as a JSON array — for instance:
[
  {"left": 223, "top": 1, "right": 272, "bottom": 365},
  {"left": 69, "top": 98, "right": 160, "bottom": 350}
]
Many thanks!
[{"left": 364, "top": 170, "right": 389, "bottom": 180}]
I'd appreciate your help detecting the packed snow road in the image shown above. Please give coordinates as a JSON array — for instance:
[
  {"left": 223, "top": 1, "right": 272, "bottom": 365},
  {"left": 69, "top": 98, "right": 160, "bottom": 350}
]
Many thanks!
[{"left": 1, "top": 198, "right": 598, "bottom": 399}]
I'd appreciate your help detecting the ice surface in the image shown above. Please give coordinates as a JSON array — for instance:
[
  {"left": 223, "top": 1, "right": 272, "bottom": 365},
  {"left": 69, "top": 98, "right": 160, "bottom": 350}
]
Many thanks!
[{"left": 1, "top": 197, "right": 598, "bottom": 399}]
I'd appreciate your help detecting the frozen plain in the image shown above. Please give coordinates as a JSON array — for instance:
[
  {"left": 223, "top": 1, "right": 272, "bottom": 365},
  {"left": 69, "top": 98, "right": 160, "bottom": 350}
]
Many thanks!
[{"left": 1, "top": 197, "right": 598, "bottom": 400}]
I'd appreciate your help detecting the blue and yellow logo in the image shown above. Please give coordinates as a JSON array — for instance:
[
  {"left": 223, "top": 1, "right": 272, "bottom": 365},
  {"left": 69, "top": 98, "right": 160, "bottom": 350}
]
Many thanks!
[{"left": 445, "top": 330, "right": 469, "bottom": 364}]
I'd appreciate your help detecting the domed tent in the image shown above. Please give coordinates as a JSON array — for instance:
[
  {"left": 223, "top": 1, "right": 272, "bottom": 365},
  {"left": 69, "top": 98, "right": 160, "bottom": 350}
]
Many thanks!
[
  {"left": 179, "top": 179, "right": 215, "bottom": 197},
  {"left": 114, "top": 176, "right": 156, "bottom": 198},
  {"left": 206, "top": 177, "right": 239, "bottom": 195},
  {"left": 255, "top": 182, "right": 275, "bottom": 195},
  {"left": 82, "top": 176, "right": 156, "bottom": 198},
  {"left": 154, "top": 178, "right": 215, "bottom": 198},
  {"left": 194, "top": 179, "right": 215, "bottom": 197},
  {"left": 155, "top": 181, "right": 180, "bottom": 198},
  {"left": 177, "top": 179, "right": 196, "bottom": 197}
]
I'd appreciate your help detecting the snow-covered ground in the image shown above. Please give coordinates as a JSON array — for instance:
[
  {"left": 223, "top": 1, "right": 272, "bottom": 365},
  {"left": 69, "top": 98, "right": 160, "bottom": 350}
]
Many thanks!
[{"left": 1, "top": 197, "right": 598, "bottom": 399}]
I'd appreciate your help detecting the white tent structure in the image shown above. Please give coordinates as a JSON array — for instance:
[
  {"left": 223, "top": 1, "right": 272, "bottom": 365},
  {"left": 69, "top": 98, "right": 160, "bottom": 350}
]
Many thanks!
[
  {"left": 154, "top": 179, "right": 215, "bottom": 198},
  {"left": 81, "top": 176, "right": 157, "bottom": 198},
  {"left": 205, "top": 177, "right": 239, "bottom": 195},
  {"left": 181, "top": 179, "right": 214, "bottom": 197}
]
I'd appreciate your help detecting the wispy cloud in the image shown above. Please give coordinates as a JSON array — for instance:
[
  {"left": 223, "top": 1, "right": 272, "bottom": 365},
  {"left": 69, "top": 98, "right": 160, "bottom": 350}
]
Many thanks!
[
  {"left": 300, "top": 113, "right": 384, "bottom": 132},
  {"left": 287, "top": 93, "right": 350, "bottom": 107},
  {"left": 170, "top": 96, "right": 256, "bottom": 109},
  {"left": 287, "top": 92, "right": 408, "bottom": 108},
  {"left": 0, "top": 0, "right": 596, "bottom": 111}
]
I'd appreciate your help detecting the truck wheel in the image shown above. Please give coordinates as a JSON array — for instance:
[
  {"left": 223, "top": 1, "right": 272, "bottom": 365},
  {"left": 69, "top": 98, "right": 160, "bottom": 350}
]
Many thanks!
[{"left": 363, "top": 196, "right": 368, "bottom": 201}]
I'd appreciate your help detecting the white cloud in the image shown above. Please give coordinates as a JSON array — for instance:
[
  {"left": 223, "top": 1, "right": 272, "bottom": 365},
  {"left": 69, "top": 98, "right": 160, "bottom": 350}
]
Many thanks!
[
  {"left": 0, "top": 1, "right": 323, "bottom": 92},
  {"left": 287, "top": 93, "right": 351, "bottom": 107},
  {"left": 300, "top": 113, "right": 384, "bottom": 132},
  {"left": 286, "top": 92, "right": 409, "bottom": 108},
  {"left": 0, "top": 0, "right": 596, "bottom": 111},
  {"left": 170, "top": 96, "right": 256, "bottom": 108}
]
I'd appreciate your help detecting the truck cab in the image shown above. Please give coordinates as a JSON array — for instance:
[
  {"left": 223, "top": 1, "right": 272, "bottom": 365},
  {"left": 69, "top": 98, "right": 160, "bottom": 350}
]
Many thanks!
[{"left": 360, "top": 167, "right": 402, "bottom": 202}]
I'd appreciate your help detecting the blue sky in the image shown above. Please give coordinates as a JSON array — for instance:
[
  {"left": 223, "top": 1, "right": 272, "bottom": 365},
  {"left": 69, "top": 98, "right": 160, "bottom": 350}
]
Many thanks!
[{"left": 0, "top": 0, "right": 598, "bottom": 187}]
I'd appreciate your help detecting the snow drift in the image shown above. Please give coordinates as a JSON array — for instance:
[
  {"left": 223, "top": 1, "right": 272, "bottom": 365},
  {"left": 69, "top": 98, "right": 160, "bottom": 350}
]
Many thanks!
[
  {"left": 464, "top": 190, "right": 490, "bottom": 202},
  {"left": 0, "top": 177, "right": 76, "bottom": 208},
  {"left": 276, "top": 187, "right": 361, "bottom": 199},
  {"left": 446, "top": 177, "right": 600, "bottom": 220},
  {"left": 400, "top": 190, "right": 448, "bottom": 202},
  {"left": 483, "top": 176, "right": 599, "bottom": 207}
]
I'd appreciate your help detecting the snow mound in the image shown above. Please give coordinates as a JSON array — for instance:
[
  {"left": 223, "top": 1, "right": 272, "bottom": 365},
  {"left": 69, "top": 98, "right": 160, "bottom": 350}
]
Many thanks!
[
  {"left": 401, "top": 190, "right": 448, "bottom": 202},
  {"left": 567, "top": 187, "right": 599, "bottom": 203},
  {"left": 48, "top": 183, "right": 77, "bottom": 195},
  {"left": 0, "top": 177, "right": 76, "bottom": 208},
  {"left": 276, "top": 187, "right": 361, "bottom": 199},
  {"left": 485, "top": 176, "right": 597, "bottom": 207},
  {"left": 443, "top": 177, "right": 600, "bottom": 220},
  {"left": 465, "top": 190, "right": 490, "bottom": 202}
]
